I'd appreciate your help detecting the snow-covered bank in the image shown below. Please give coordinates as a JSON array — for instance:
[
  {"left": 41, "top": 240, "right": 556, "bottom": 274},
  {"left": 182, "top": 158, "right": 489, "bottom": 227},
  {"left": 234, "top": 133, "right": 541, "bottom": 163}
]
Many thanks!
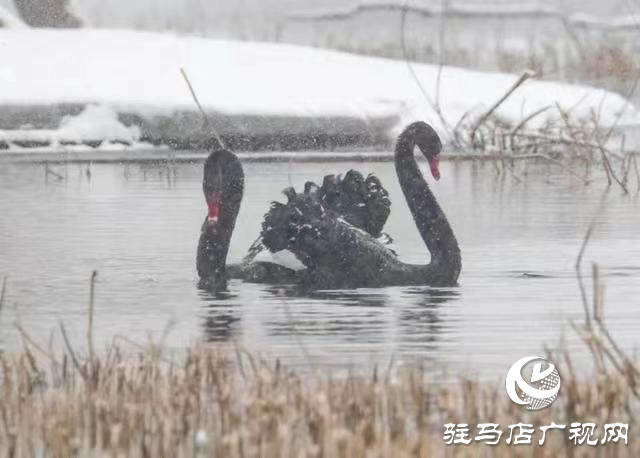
[
  {"left": 288, "top": 1, "right": 639, "bottom": 31},
  {"left": 0, "top": 28, "right": 638, "bottom": 154},
  {"left": 0, "top": 105, "right": 141, "bottom": 147},
  {"left": 0, "top": 5, "right": 26, "bottom": 28}
]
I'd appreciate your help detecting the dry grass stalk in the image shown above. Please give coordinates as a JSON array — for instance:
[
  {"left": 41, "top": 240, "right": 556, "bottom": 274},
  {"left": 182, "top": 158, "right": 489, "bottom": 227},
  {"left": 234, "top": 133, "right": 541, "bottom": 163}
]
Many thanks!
[
  {"left": 0, "top": 255, "right": 639, "bottom": 456},
  {"left": 468, "top": 69, "right": 535, "bottom": 143},
  {"left": 87, "top": 270, "right": 97, "bottom": 364},
  {"left": 391, "top": 35, "right": 640, "bottom": 190},
  {"left": 0, "top": 336, "right": 636, "bottom": 457},
  {"left": 179, "top": 67, "right": 226, "bottom": 150},
  {"left": 449, "top": 96, "right": 640, "bottom": 191},
  {"left": 0, "top": 277, "right": 6, "bottom": 317}
]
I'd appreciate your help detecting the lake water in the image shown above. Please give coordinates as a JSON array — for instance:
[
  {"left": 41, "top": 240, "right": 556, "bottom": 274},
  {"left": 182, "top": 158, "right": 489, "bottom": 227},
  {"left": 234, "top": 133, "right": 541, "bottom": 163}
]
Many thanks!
[{"left": 0, "top": 157, "right": 639, "bottom": 378}]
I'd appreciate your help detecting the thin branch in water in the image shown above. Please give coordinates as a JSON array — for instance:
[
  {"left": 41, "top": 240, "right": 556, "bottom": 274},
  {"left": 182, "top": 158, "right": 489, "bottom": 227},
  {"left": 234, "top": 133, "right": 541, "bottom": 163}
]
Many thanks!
[
  {"left": 452, "top": 108, "right": 475, "bottom": 147},
  {"left": 87, "top": 270, "right": 97, "bottom": 363},
  {"left": 592, "top": 263, "right": 604, "bottom": 322},
  {"left": 469, "top": 70, "right": 534, "bottom": 143},
  {"left": 596, "top": 313, "right": 640, "bottom": 382},
  {"left": 59, "top": 321, "right": 87, "bottom": 380},
  {"left": 399, "top": 1, "right": 450, "bottom": 135},
  {"left": 591, "top": 112, "right": 629, "bottom": 193},
  {"left": 434, "top": 0, "right": 446, "bottom": 117},
  {"left": 45, "top": 165, "right": 64, "bottom": 181},
  {"left": 232, "top": 338, "right": 248, "bottom": 382},
  {"left": 622, "top": 149, "right": 634, "bottom": 188},
  {"left": 0, "top": 277, "right": 6, "bottom": 317},
  {"left": 111, "top": 334, "right": 178, "bottom": 368},
  {"left": 180, "top": 67, "right": 226, "bottom": 150},
  {"left": 510, "top": 105, "right": 552, "bottom": 140},
  {"left": 633, "top": 153, "right": 640, "bottom": 192},
  {"left": 575, "top": 193, "right": 608, "bottom": 329},
  {"left": 14, "top": 322, "right": 57, "bottom": 363}
]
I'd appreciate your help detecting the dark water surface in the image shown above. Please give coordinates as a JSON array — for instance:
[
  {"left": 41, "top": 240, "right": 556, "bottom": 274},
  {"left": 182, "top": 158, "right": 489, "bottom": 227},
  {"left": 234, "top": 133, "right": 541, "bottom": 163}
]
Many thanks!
[{"left": 0, "top": 158, "right": 638, "bottom": 377}]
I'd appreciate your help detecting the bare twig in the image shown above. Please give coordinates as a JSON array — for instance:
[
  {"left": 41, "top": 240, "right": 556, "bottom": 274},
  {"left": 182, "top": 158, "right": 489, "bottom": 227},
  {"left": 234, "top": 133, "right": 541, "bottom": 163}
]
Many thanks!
[
  {"left": 452, "top": 108, "right": 475, "bottom": 146},
  {"left": 14, "top": 322, "right": 57, "bottom": 362},
  {"left": 555, "top": 103, "right": 588, "bottom": 161},
  {"left": 572, "top": 192, "right": 640, "bottom": 392},
  {"left": 434, "top": 0, "right": 446, "bottom": 118},
  {"left": 59, "top": 321, "right": 88, "bottom": 380},
  {"left": 511, "top": 132, "right": 626, "bottom": 159},
  {"left": 400, "top": 1, "right": 451, "bottom": 135},
  {"left": 575, "top": 194, "right": 608, "bottom": 328},
  {"left": 510, "top": 105, "right": 552, "bottom": 141},
  {"left": 45, "top": 165, "right": 64, "bottom": 181},
  {"left": 0, "top": 277, "right": 6, "bottom": 317},
  {"left": 87, "top": 270, "right": 97, "bottom": 362},
  {"left": 602, "top": 73, "right": 640, "bottom": 145},
  {"left": 112, "top": 334, "right": 178, "bottom": 368},
  {"left": 469, "top": 70, "right": 535, "bottom": 143},
  {"left": 633, "top": 153, "right": 640, "bottom": 192},
  {"left": 232, "top": 338, "right": 248, "bottom": 382},
  {"left": 591, "top": 111, "right": 629, "bottom": 193},
  {"left": 180, "top": 67, "right": 226, "bottom": 150}
]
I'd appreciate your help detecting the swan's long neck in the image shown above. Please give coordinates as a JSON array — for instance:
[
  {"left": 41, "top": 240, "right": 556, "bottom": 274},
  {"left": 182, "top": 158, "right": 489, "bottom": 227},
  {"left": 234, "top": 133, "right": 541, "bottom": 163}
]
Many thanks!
[{"left": 394, "top": 130, "right": 461, "bottom": 284}]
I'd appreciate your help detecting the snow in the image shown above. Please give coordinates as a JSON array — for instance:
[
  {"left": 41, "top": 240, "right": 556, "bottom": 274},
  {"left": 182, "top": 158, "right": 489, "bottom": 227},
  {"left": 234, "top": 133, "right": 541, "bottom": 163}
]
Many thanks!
[
  {"left": 289, "top": 2, "right": 640, "bottom": 32},
  {"left": 608, "top": 14, "right": 640, "bottom": 30},
  {"left": 568, "top": 12, "right": 640, "bottom": 30},
  {"left": 0, "top": 5, "right": 26, "bottom": 28},
  {"left": 288, "top": 1, "right": 559, "bottom": 21},
  {"left": 253, "top": 248, "right": 306, "bottom": 271},
  {"left": 0, "top": 104, "right": 141, "bottom": 146},
  {"left": 0, "top": 28, "right": 638, "bottom": 149},
  {"left": 57, "top": 105, "right": 140, "bottom": 142}
]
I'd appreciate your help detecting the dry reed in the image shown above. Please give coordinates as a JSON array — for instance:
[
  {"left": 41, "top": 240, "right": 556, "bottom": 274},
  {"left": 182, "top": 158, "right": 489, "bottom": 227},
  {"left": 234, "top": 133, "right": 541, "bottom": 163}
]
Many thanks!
[
  {"left": 0, "top": 336, "right": 637, "bottom": 457},
  {"left": 0, "top": 256, "right": 638, "bottom": 457}
]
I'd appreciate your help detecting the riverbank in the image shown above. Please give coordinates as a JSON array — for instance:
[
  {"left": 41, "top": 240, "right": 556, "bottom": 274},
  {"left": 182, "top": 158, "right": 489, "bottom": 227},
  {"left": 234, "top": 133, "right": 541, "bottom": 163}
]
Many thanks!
[{"left": 1, "top": 28, "right": 639, "bottom": 155}]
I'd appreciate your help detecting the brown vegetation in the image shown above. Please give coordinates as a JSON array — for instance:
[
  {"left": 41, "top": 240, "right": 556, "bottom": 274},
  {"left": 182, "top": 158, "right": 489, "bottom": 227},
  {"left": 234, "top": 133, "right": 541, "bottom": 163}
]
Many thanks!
[{"left": 0, "top": 242, "right": 638, "bottom": 456}]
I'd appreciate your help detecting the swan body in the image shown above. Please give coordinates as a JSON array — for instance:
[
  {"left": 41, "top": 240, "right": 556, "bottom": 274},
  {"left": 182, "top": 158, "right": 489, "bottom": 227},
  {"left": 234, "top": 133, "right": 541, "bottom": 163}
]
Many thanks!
[
  {"left": 197, "top": 121, "right": 461, "bottom": 290},
  {"left": 260, "top": 121, "right": 461, "bottom": 288},
  {"left": 197, "top": 153, "right": 394, "bottom": 289}
]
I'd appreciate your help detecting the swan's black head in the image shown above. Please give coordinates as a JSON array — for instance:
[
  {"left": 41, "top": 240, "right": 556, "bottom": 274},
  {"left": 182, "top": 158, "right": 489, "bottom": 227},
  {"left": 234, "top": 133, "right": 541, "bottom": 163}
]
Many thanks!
[
  {"left": 202, "top": 149, "right": 244, "bottom": 232},
  {"left": 405, "top": 121, "right": 443, "bottom": 180},
  {"left": 197, "top": 149, "right": 244, "bottom": 286}
]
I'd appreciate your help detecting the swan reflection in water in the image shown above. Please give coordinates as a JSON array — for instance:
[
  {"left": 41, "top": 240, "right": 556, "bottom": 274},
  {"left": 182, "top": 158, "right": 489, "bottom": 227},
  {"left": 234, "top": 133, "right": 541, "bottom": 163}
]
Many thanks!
[
  {"left": 197, "top": 287, "right": 242, "bottom": 342},
  {"left": 198, "top": 282, "right": 460, "bottom": 356}
]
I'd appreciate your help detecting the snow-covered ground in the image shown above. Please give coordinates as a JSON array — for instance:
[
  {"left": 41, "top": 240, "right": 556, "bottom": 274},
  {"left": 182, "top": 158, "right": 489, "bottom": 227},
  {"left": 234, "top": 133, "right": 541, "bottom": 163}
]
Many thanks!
[
  {"left": 0, "top": 105, "right": 140, "bottom": 144},
  {"left": 288, "top": 1, "right": 640, "bottom": 30},
  {"left": 0, "top": 28, "right": 638, "bottom": 154},
  {"left": 0, "top": 4, "right": 25, "bottom": 28}
]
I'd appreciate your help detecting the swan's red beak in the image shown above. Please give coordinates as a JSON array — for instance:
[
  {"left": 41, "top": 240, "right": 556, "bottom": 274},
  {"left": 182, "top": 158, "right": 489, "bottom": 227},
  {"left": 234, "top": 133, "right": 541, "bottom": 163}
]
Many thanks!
[
  {"left": 428, "top": 155, "right": 441, "bottom": 181},
  {"left": 207, "top": 198, "right": 220, "bottom": 227}
]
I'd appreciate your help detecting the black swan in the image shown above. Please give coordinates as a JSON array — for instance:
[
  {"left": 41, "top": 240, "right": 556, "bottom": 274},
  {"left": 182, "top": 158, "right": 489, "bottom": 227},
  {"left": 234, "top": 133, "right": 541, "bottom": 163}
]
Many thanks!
[
  {"left": 196, "top": 152, "right": 394, "bottom": 289},
  {"left": 260, "top": 121, "right": 461, "bottom": 288}
]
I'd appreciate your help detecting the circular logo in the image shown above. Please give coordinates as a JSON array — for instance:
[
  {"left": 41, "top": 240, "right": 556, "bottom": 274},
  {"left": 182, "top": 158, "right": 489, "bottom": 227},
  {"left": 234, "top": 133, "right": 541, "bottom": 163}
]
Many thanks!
[{"left": 505, "top": 356, "right": 561, "bottom": 410}]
